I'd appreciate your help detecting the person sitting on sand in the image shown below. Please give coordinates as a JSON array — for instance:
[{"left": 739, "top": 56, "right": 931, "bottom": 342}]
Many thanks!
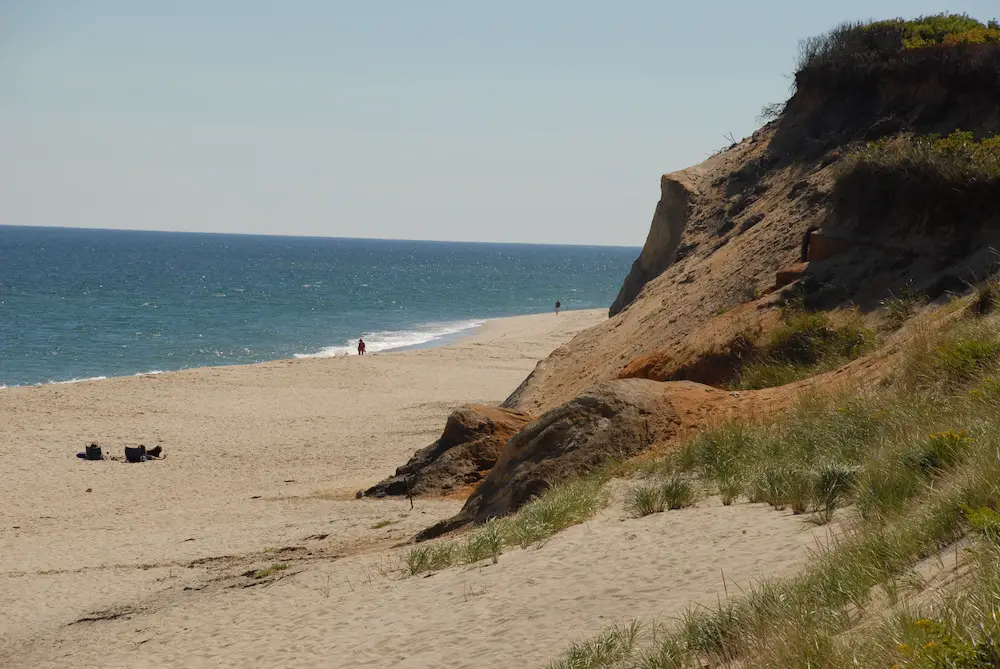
[{"left": 358, "top": 338, "right": 366, "bottom": 355}]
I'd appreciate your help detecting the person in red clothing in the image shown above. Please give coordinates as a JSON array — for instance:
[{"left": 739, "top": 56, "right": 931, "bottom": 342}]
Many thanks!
[{"left": 357, "top": 338, "right": 366, "bottom": 355}]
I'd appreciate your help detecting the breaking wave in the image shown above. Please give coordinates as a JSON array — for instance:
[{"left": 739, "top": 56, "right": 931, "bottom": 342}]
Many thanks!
[{"left": 294, "top": 320, "right": 485, "bottom": 358}]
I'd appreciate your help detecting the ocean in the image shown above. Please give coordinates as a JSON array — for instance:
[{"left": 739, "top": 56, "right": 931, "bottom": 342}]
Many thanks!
[{"left": 0, "top": 226, "right": 638, "bottom": 387}]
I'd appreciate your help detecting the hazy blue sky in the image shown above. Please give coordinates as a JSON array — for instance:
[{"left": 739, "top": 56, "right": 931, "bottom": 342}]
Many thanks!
[{"left": 1, "top": 1, "right": 994, "bottom": 245}]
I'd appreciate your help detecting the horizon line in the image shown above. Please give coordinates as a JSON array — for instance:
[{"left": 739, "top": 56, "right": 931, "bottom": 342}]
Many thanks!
[{"left": 0, "top": 224, "right": 642, "bottom": 250}]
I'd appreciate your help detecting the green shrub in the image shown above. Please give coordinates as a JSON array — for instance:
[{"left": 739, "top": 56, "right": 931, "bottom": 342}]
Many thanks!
[
  {"left": 962, "top": 504, "right": 1000, "bottom": 544},
  {"left": 943, "top": 26, "right": 1000, "bottom": 46},
  {"left": 904, "top": 429, "right": 972, "bottom": 475},
  {"left": 903, "top": 322, "right": 1000, "bottom": 390},
  {"left": 796, "top": 14, "right": 993, "bottom": 72},
  {"left": 892, "top": 616, "right": 997, "bottom": 668},
  {"left": 897, "top": 13, "right": 991, "bottom": 48}
]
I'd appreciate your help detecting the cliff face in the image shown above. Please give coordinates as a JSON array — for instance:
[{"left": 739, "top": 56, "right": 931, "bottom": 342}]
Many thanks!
[
  {"left": 505, "top": 127, "right": 821, "bottom": 414},
  {"left": 608, "top": 173, "right": 698, "bottom": 317},
  {"left": 505, "top": 43, "right": 1000, "bottom": 416}
]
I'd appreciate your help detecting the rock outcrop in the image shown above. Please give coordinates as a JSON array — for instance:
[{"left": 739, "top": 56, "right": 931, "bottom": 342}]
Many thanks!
[
  {"left": 364, "top": 405, "right": 533, "bottom": 498},
  {"left": 416, "top": 380, "right": 683, "bottom": 539},
  {"left": 609, "top": 172, "right": 698, "bottom": 317}
]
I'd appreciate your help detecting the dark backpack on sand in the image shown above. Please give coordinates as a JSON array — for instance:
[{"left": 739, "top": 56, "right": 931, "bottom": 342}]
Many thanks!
[
  {"left": 124, "top": 445, "right": 146, "bottom": 463},
  {"left": 85, "top": 444, "right": 102, "bottom": 461}
]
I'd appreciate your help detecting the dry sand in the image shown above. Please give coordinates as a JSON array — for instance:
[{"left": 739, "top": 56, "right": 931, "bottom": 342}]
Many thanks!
[{"left": 1, "top": 308, "right": 826, "bottom": 667}]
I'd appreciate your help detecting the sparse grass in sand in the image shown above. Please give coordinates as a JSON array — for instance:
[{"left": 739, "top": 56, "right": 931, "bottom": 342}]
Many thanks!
[
  {"left": 405, "top": 475, "right": 611, "bottom": 576},
  {"left": 625, "top": 475, "right": 699, "bottom": 518},
  {"left": 549, "top": 293, "right": 1000, "bottom": 668},
  {"left": 733, "top": 309, "right": 875, "bottom": 390},
  {"left": 370, "top": 519, "right": 395, "bottom": 529},
  {"left": 250, "top": 563, "right": 289, "bottom": 579}
]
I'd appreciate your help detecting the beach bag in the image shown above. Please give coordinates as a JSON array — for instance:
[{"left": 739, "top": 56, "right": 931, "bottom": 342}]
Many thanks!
[
  {"left": 85, "top": 444, "right": 102, "bottom": 461},
  {"left": 124, "top": 446, "right": 146, "bottom": 463}
]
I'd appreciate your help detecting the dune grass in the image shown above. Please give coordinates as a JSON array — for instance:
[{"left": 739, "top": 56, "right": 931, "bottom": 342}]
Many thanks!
[
  {"left": 732, "top": 309, "right": 876, "bottom": 390},
  {"left": 881, "top": 283, "right": 924, "bottom": 330},
  {"left": 548, "top": 290, "right": 1000, "bottom": 668},
  {"left": 624, "top": 475, "right": 699, "bottom": 518},
  {"left": 405, "top": 475, "right": 611, "bottom": 576}
]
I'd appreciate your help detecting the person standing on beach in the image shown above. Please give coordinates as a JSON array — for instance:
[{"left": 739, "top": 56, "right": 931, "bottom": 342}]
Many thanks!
[
  {"left": 555, "top": 300, "right": 561, "bottom": 315},
  {"left": 357, "top": 338, "right": 366, "bottom": 355}
]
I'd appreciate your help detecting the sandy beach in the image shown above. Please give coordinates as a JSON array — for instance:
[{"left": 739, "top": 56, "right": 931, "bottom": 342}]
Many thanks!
[
  {"left": 0, "top": 308, "right": 824, "bottom": 667},
  {"left": 1, "top": 311, "right": 600, "bottom": 659}
]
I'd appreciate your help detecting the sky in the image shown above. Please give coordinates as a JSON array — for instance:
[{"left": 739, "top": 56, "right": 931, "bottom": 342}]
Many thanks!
[{"left": 1, "top": 1, "right": 995, "bottom": 246}]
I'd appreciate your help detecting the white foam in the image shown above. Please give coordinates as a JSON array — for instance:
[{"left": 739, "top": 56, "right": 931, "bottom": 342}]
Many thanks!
[
  {"left": 135, "top": 370, "right": 166, "bottom": 376},
  {"left": 50, "top": 376, "right": 109, "bottom": 385},
  {"left": 294, "top": 320, "right": 485, "bottom": 358}
]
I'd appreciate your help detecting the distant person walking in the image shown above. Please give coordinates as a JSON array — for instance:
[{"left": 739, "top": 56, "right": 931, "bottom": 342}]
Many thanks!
[
  {"left": 357, "top": 338, "right": 366, "bottom": 355},
  {"left": 555, "top": 300, "right": 561, "bottom": 315}
]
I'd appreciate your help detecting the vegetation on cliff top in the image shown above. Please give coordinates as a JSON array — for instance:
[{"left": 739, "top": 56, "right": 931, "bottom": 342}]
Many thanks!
[{"left": 797, "top": 13, "right": 1000, "bottom": 72}]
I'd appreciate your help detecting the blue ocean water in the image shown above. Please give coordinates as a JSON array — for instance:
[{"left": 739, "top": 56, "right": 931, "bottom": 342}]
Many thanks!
[{"left": 0, "top": 226, "right": 638, "bottom": 387}]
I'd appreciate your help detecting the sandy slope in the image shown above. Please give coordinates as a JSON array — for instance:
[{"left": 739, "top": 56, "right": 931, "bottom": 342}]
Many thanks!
[
  {"left": 0, "top": 310, "right": 602, "bottom": 664},
  {"left": 5, "top": 491, "right": 830, "bottom": 669}
]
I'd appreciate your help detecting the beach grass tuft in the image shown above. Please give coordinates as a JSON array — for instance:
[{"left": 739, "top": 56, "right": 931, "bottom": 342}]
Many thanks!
[
  {"left": 624, "top": 475, "right": 698, "bottom": 518},
  {"left": 404, "top": 474, "right": 611, "bottom": 576},
  {"left": 251, "top": 563, "right": 289, "bottom": 579}
]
